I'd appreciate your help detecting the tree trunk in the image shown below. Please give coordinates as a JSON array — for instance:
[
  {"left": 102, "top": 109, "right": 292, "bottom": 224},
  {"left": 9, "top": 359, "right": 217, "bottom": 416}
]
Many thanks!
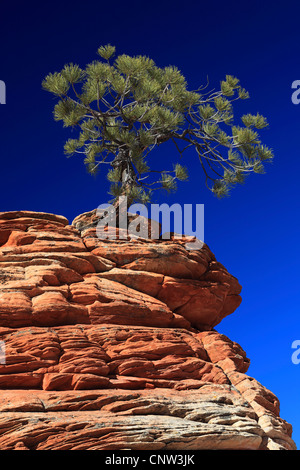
[
  {"left": 112, "top": 148, "right": 137, "bottom": 206},
  {"left": 111, "top": 148, "right": 137, "bottom": 225}
]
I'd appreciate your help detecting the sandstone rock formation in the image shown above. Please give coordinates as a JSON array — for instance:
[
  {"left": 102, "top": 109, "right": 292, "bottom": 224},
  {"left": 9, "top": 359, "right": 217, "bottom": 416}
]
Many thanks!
[{"left": 0, "top": 209, "right": 296, "bottom": 450}]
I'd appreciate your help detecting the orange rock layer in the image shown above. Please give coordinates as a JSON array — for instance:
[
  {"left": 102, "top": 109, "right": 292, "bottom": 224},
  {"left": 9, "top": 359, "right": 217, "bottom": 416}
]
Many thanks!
[{"left": 0, "top": 209, "right": 296, "bottom": 450}]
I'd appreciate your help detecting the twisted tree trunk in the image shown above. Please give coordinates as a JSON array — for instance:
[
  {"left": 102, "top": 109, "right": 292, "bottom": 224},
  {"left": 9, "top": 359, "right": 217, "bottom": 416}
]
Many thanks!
[
  {"left": 112, "top": 148, "right": 137, "bottom": 205},
  {"left": 111, "top": 148, "right": 138, "bottom": 225}
]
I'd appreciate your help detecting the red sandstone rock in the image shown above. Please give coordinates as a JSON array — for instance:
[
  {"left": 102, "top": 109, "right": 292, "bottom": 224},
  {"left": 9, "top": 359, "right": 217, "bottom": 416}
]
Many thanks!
[{"left": 0, "top": 210, "right": 296, "bottom": 450}]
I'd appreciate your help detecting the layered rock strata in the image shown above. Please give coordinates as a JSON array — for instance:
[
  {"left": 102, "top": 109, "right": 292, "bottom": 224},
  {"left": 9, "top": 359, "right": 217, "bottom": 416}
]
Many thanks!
[{"left": 0, "top": 210, "right": 296, "bottom": 450}]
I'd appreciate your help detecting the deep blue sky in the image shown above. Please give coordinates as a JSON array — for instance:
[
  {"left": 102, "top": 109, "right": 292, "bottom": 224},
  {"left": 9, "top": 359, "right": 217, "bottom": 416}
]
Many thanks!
[{"left": 1, "top": 0, "right": 300, "bottom": 448}]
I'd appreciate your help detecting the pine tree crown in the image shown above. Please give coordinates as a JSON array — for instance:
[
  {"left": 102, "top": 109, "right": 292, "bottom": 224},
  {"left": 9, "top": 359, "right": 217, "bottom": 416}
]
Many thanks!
[{"left": 42, "top": 45, "right": 273, "bottom": 203}]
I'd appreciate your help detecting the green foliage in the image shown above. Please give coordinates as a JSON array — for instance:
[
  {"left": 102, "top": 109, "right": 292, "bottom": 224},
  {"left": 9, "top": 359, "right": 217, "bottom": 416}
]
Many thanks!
[
  {"left": 134, "top": 158, "right": 150, "bottom": 174},
  {"left": 212, "top": 179, "right": 230, "bottom": 198},
  {"left": 61, "top": 64, "right": 84, "bottom": 83},
  {"left": 107, "top": 167, "right": 122, "bottom": 182},
  {"left": 43, "top": 45, "right": 273, "bottom": 204},
  {"left": 42, "top": 72, "right": 70, "bottom": 96},
  {"left": 174, "top": 163, "right": 188, "bottom": 181},
  {"left": 97, "top": 44, "right": 116, "bottom": 60},
  {"left": 64, "top": 138, "right": 82, "bottom": 156},
  {"left": 160, "top": 173, "right": 177, "bottom": 193},
  {"left": 241, "top": 113, "right": 269, "bottom": 129}
]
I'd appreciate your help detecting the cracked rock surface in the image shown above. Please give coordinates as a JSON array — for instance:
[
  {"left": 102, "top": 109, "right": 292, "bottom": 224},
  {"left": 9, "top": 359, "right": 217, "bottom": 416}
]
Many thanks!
[{"left": 0, "top": 209, "right": 296, "bottom": 450}]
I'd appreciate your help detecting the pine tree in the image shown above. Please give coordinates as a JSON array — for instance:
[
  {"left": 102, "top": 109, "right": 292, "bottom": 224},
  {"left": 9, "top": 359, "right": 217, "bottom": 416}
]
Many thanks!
[{"left": 42, "top": 45, "right": 273, "bottom": 206}]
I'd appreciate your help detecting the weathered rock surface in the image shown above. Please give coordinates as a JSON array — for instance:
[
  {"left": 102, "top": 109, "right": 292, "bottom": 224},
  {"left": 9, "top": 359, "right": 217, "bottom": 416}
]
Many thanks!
[{"left": 0, "top": 210, "right": 296, "bottom": 450}]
